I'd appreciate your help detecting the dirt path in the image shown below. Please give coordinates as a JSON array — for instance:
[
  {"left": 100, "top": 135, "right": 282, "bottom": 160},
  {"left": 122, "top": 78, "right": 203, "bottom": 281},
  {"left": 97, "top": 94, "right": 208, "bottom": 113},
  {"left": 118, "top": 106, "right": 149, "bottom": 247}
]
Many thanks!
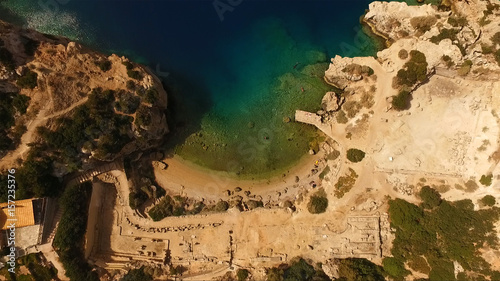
[{"left": 0, "top": 97, "right": 88, "bottom": 170}]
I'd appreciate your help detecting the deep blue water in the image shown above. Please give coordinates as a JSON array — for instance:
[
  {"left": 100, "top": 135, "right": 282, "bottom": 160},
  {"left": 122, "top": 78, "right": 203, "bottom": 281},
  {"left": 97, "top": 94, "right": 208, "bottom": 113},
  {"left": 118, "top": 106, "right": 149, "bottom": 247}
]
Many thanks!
[{"left": 1, "top": 0, "right": 379, "bottom": 175}]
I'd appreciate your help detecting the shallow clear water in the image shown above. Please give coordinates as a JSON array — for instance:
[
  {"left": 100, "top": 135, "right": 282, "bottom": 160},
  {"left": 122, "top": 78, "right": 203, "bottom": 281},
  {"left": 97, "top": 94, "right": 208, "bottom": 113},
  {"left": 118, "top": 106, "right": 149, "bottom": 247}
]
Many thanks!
[{"left": 0, "top": 0, "right": 380, "bottom": 177}]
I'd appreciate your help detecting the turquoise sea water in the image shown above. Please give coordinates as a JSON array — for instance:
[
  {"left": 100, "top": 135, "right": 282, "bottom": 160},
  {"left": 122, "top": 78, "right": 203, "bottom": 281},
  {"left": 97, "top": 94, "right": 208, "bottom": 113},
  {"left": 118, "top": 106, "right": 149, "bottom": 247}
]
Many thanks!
[{"left": 0, "top": 0, "right": 381, "bottom": 177}]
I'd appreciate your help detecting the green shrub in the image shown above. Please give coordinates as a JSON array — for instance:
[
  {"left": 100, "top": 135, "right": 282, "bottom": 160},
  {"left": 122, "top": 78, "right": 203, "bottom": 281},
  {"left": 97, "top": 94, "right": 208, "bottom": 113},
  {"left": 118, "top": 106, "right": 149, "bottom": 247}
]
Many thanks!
[
  {"left": 334, "top": 168, "right": 358, "bottom": 198},
  {"left": 127, "top": 70, "right": 143, "bottom": 80},
  {"left": 457, "top": 60, "right": 472, "bottom": 76},
  {"left": 135, "top": 105, "right": 152, "bottom": 127},
  {"left": 237, "top": 269, "right": 249, "bottom": 281},
  {"left": 419, "top": 185, "right": 442, "bottom": 209},
  {"left": 430, "top": 28, "right": 459, "bottom": 44},
  {"left": 441, "top": 55, "right": 454, "bottom": 67},
  {"left": 336, "top": 110, "right": 348, "bottom": 124},
  {"left": 407, "top": 255, "right": 431, "bottom": 274},
  {"left": 126, "top": 80, "right": 136, "bottom": 90},
  {"left": 346, "top": 148, "right": 365, "bottom": 163},
  {"left": 389, "top": 195, "right": 500, "bottom": 281},
  {"left": 12, "top": 93, "right": 30, "bottom": 114},
  {"left": 144, "top": 88, "right": 159, "bottom": 104},
  {"left": 53, "top": 182, "right": 99, "bottom": 281},
  {"left": 481, "top": 44, "right": 494, "bottom": 54},
  {"left": 115, "top": 91, "right": 140, "bottom": 114},
  {"left": 265, "top": 258, "right": 332, "bottom": 281},
  {"left": 319, "top": 166, "right": 330, "bottom": 180},
  {"left": 337, "top": 258, "right": 385, "bottom": 281},
  {"left": 341, "top": 63, "right": 373, "bottom": 76},
  {"left": 95, "top": 59, "right": 111, "bottom": 72},
  {"left": 16, "top": 70, "right": 38, "bottom": 89},
  {"left": 391, "top": 90, "right": 411, "bottom": 111},
  {"left": 410, "top": 16, "right": 438, "bottom": 33},
  {"left": 479, "top": 174, "right": 493, "bottom": 186},
  {"left": 383, "top": 257, "right": 410, "bottom": 279},
  {"left": 307, "top": 193, "right": 328, "bottom": 214},
  {"left": 495, "top": 49, "right": 500, "bottom": 66},
  {"left": 447, "top": 16, "right": 468, "bottom": 27},
  {"left": 398, "top": 49, "right": 408, "bottom": 60},
  {"left": 491, "top": 32, "right": 500, "bottom": 46},
  {"left": 480, "top": 195, "right": 496, "bottom": 207},
  {"left": 122, "top": 61, "right": 134, "bottom": 70},
  {"left": 396, "top": 50, "right": 428, "bottom": 87}
]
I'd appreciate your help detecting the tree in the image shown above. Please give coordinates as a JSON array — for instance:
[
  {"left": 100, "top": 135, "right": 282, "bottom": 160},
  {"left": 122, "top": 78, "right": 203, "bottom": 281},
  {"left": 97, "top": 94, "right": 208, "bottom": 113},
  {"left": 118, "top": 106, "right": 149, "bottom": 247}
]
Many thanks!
[
  {"left": 95, "top": 59, "right": 112, "bottom": 72},
  {"left": 391, "top": 90, "right": 411, "bottom": 111},
  {"left": 479, "top": 174, "right": 493, "bottom": 186},
  {"left": 383, "top": 257, "right": 410, "bottom": 279},
  {"left": 307, "top": 195, "right": 328, "bottom": 214},
  {"left": 16, "top": 70, "right": 38, "bottom": 89},
  {"left": 418, "top": 186, "right": 442, "bottom": 209},
  {"left": 480, "top": 195, "right": 496, "bottom": 207},
  {"left": 346, "top": 148, "right": 365, "bottom": 163},
  {"left": 53, "top": 182, "right": 99, "bottom": 281},
  {"left": 237, "top": 269, "right": 250, "bottom": 281},
  {"left": 337, "top": 258, "right": 385, "bottom": 281}
]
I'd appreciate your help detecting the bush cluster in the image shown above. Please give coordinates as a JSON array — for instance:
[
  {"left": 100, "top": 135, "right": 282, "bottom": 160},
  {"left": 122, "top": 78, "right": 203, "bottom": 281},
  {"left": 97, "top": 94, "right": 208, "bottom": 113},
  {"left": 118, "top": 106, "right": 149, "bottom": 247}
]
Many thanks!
[
  {"left": 480, "top": 195, "right": 496, "bottom": 207},
  {"left": 95, "top": 59, "right": 112, "bottom": 72},
  {"left": 341, "top": 63, "right": 374, "bottom": 76},
  {"left": 479, "top": 174, "right": 493, "bottom": 186},
  {"left": 307, "top": 192, "right": 328, "bottom": 214},
  {"left": 346, "top": 148, "right": 365, "bottom": 163},
  {"left": 16, "top": 70, "right": 38, "bottom": 89},
  {"left": 115, "top": 90, "right": 140, "bottom": 114},
  {"left": 53, "top": 182, "right": 99, "bottom": 281},
  {"left": 0, "top": 91, "right": 30, "bottom": 151},
  {"left": 410, "top": 16, "right": 437, "bottom": 33},
  {"left": 447, "top": 16, "right": 468, "bottom": 27},
  {"left": 127, "top": 69, "right": 143, "bottom": 80},
  {"left": 398, "top": 49, "right": 408, "bottom": 60},
  {"left": 37, "top": 88, "right": 133, "bottom": 164},
  {"left": 391, "top": 90, "right": 411, "bottom": 111},
  {"left": 334, "top": 168, "right": 358, "bottom": 198},
  {"left": 396, "top": 50, "right": 428, "bottom": 88},
  {"left": 0, "top": 149, "right": 59, "bottom": 202},
  {"left": 388, "top": 187, "right": 500, "bottom": 281}
]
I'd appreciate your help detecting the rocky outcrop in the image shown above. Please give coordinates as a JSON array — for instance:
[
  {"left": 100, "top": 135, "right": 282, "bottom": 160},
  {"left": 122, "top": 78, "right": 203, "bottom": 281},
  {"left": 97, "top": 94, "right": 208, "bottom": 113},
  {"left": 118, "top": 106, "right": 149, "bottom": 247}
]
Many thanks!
[
  {"left": 0, "top": 19, "right": 169, "bottom": 168},
  {"left": 321, "top": 91, "right": 344, "bottom": 112},
  {"left": 364, "top": 2, "right": 446, "bottom": 42}
]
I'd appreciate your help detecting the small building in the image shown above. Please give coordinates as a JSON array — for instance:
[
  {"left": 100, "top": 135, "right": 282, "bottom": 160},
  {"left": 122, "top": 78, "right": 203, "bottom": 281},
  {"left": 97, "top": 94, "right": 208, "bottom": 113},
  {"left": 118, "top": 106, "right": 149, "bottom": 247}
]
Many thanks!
[{"left": 0, "top": 198, "right": 46, "bottom": 256}]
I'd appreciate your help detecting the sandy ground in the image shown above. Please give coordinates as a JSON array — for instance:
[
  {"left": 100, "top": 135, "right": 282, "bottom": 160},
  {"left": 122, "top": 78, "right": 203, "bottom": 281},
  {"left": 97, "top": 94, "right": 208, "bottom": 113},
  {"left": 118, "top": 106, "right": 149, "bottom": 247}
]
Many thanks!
[{"left": 154, "top": 153, "right": 325, "bottom": 203}]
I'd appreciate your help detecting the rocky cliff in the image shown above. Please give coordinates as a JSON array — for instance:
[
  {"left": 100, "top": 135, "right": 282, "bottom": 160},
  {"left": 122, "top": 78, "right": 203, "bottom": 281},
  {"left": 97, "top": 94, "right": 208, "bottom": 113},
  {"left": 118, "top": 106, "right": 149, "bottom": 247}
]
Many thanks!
[{"left": 0, "top": 20, "right": 169, "bottom": 170}]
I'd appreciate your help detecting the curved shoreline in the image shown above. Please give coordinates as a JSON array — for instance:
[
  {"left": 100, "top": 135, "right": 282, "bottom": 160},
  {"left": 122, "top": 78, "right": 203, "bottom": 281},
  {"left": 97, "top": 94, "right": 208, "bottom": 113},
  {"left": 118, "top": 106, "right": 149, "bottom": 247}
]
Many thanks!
[{"left": 154, "top": 151, "right": 326, "bottom": 203}]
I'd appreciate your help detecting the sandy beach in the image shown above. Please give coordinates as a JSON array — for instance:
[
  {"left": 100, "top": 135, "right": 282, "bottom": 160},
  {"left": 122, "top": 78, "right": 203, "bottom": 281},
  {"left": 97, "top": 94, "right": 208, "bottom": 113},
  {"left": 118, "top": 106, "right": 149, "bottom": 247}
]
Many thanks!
[{"left": 154, "top": 152, "right": 327, "bottom": 204}]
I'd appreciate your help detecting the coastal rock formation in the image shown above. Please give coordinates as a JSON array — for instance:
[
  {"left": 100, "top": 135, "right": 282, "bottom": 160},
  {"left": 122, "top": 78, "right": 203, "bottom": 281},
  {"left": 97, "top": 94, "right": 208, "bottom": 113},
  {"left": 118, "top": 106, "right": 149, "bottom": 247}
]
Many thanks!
[
  {"left": 364, "top": 1, "right": 446, "bottom": 42},
  {"left": 0, "top": 19, "right": 169, "bottom": 169},
  {"left": 321, "top": 91, "right": 344, "bottom": 112}
]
